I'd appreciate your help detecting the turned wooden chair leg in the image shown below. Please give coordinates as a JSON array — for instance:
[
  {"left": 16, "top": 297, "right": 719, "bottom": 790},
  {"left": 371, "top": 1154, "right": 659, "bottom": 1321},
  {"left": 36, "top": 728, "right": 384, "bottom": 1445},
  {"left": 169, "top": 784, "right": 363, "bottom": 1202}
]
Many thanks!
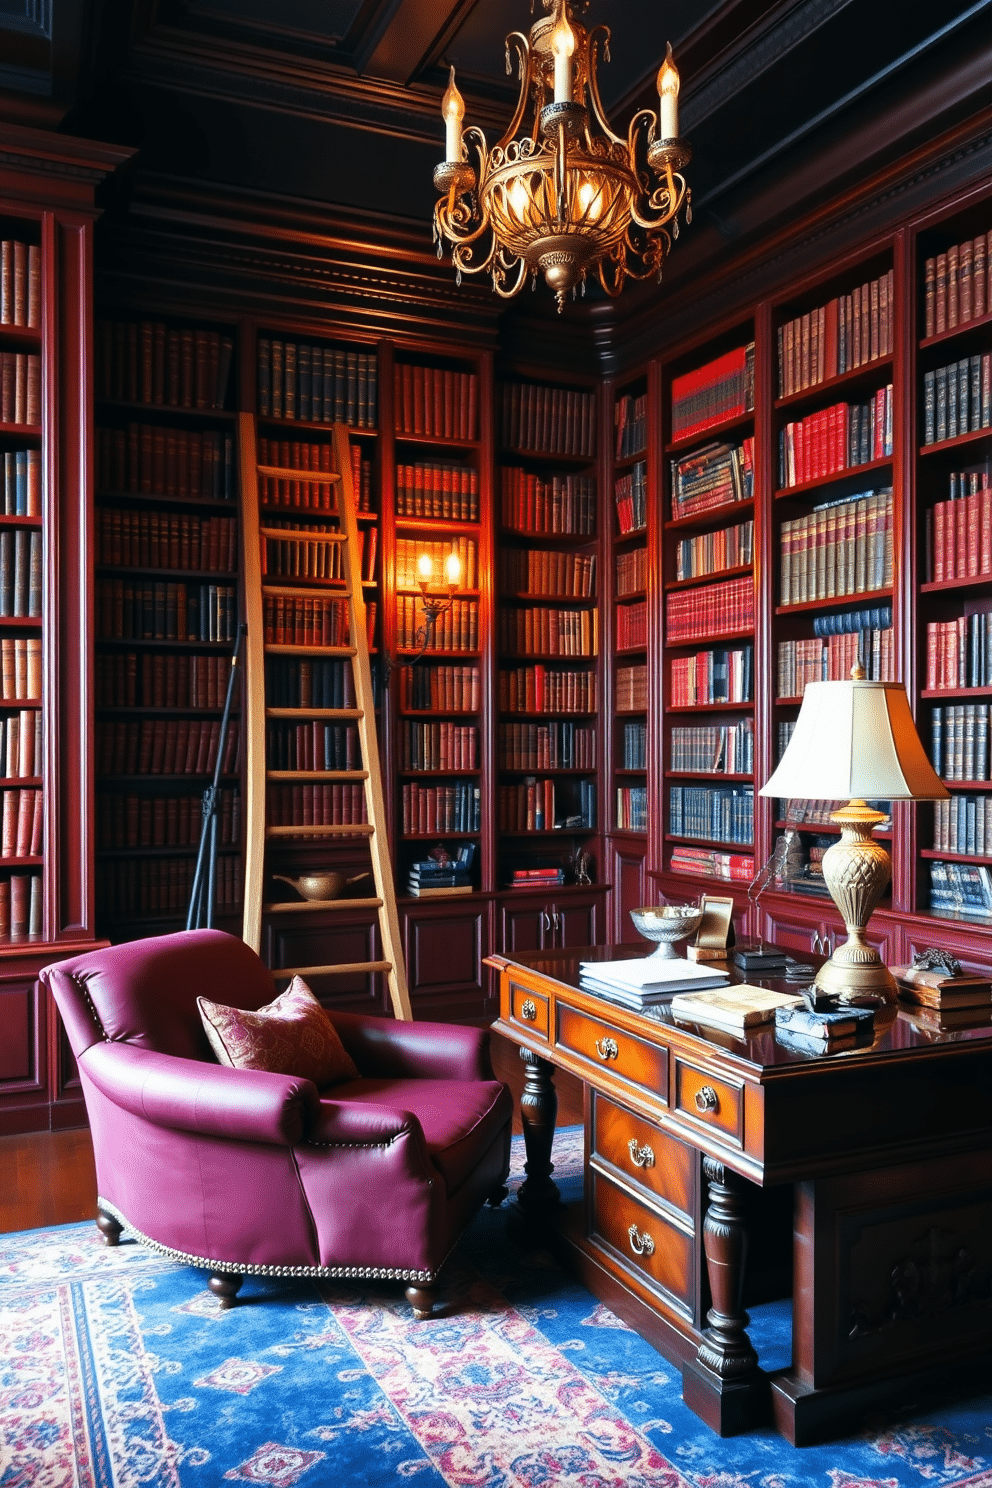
[
  {"left": 208, "top": 1272, "right": 244, "bottom": 1308},
  {"left": 405, "top": 1282, "right": 439, "bottom": 1319},
  {"left": 96, "top": 1208, "right": 123, "bottom": 1246}
]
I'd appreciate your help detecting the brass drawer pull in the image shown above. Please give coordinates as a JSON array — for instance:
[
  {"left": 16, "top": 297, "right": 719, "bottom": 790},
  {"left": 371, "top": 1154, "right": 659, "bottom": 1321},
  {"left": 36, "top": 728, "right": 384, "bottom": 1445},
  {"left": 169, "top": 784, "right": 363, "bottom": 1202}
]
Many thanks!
[
  {"left": 520, "top": 999, "right": 538, "bottom": 1021},
  {"left": 695, "top": 1084, "right": 719, "bottom": 1114},
  {"left": 595, "top": 1036, "right": 619, "bottom": 1061},
  {"left": 627, "top": 1138, "right": 655, "bottom": 1169},
  {"left": 627, "top": 1224, "right": 655, "bottom": 1257}
]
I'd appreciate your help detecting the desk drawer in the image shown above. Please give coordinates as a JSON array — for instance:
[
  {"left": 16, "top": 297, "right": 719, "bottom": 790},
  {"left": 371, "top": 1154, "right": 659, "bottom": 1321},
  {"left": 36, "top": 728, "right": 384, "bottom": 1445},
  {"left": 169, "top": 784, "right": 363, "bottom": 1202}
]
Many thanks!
[
  {"left": 673, "top": 1059, "right": 744, "bottom": 1147},
  {"left": 508, "top": 980, "right": 550, "bottom": 1041},
  {"left": 591, "top": 1092, "right": 695, "bottom": 1221},
  {"left": 557, "top": 1005, "right": 668, "bottom": 1103},
  {"left": 590, "top": 1169, "right": 695, "bottom": 1317}
]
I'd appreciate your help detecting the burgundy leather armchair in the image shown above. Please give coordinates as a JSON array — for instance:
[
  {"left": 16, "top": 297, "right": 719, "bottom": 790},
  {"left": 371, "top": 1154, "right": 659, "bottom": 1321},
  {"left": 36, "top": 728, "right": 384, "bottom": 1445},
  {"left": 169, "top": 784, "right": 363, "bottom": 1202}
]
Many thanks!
[{"left": 41, "top": 929, "right": 513, "bottom": 1316}]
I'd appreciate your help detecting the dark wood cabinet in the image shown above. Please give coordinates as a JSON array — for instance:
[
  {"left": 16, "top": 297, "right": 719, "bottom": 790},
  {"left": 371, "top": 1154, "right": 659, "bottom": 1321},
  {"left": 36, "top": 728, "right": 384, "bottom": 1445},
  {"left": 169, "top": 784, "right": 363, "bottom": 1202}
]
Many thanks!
[
  {"left": 499, "top": 886, "right": 605, "bottom": 953},
  {"left": 401, "top": 896, "right": 490, "bottom": 1019}
]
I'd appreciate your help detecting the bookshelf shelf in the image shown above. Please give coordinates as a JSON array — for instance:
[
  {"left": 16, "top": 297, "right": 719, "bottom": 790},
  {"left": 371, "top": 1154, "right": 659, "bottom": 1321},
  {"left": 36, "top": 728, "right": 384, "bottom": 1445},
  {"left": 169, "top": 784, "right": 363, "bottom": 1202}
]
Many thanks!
[
  {"left": 774, "top": 455, "right": 892, "bottom": 499},
  {"left": 774, "top": 354, "right": 894, "bottom": 411},
  {"left": 665, "top": 833, "right": 755, "bottom": 850},
  {"left": 919, "top": 427, "right": 992, "bottom": 457},
  {"left": 921, "top": 686, "right": 992, "bottom": 700},
  {"left": 0, "top": 423, "right": 40, "bottom": 439},
  {"left": 666, "top": 497, "right": 754, "bottom": 532},
  {"left": 0, "top": 324, "right": 40, "bottom": 350},
  {"left": 667, "top": 771, "right": 754, "bottom": 782},
  {"left": 919, "top": 305, "right": 992, "bottom": 351},
  {"left": 665, "top": 628, "right": 754, "bottom": 648},
  {"left": 775, "top": 587, "right": 893, "bottom": 616},
  {"left": 666, "top": 563, "right": 753, "bottom": 593},
  {"left": 667, "top": 701, "right": 754, "bottom": 714},
  {"left": 665, "top": 411, "right": 754, "bottom": 455},
  {"left": 97, "top": 400, "right": 237, "bottom": 423}
]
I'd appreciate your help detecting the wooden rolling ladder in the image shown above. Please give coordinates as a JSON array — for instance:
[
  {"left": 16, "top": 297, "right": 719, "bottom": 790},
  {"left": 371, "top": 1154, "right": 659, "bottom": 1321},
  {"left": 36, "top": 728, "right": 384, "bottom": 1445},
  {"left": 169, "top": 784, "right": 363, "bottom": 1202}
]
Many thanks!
[{"left": 239, "top": 416, "right": 411, "bottom": 1019}]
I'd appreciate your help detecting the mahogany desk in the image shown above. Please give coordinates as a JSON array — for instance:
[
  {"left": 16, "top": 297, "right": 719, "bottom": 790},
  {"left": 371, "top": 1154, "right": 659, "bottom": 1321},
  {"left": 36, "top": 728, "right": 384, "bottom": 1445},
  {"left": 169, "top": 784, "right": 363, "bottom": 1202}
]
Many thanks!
[{"left": 487, "top": 946, "right": 992, "bottom": 1445}]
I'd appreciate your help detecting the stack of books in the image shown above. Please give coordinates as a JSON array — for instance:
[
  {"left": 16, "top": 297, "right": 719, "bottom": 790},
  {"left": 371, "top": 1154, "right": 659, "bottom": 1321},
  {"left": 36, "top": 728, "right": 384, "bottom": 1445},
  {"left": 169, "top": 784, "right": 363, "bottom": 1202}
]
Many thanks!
[
  {"left": 774, "top": 1002, "right": 875, "bottom": 1055},
  {"left": 669, "top": 984, "right": 801, "bottom": 1034},
  {"left": 407, "top": 844, "right": 475, "bottom": 898},
  {"left": 893, "top": 962, "right": 992, "bottom": 1031},
  {"left": 507, "top": 865, "right": 564, "bottom": 890},
  {"left": 579, "top": 956, "right": 730, "bottom": 1010}
]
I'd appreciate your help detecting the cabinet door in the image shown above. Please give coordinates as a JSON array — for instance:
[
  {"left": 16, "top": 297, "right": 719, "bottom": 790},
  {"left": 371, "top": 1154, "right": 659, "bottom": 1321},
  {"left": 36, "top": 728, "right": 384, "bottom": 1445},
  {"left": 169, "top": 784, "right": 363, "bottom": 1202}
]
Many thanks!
[
  {"left": 403, "top": 901, "right": 489, "bottom": 1020},
  {"left": 501, "top": 901, "right": 550, "bottom": 954},
  {"left": 0, "top": 975, "right": 48, "bottom": 1135},
  {"left": 556, "top": 894, "right": 601, "bottom": 949},
  {"left": 609, "top": 840, "right": 647, "bottom": 942},
  {"left": 264, "top": 914, "right": 388, "bottom": 1013}
]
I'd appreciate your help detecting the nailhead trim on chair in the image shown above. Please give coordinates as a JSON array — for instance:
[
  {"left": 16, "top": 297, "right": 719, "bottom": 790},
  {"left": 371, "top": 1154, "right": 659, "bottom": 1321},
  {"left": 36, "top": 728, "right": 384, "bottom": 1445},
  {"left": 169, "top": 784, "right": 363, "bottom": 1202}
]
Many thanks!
[
  {"left": 96, "top": 1196, "right": 438, "bottom": 1284},
  {"left": 71, "top": 971, "right": 110, "bottom": 1041}
]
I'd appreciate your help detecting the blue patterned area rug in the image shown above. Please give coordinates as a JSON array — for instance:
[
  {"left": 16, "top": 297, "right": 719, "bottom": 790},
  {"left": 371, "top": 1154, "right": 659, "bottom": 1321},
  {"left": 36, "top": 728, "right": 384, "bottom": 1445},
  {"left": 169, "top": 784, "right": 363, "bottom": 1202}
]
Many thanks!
[{"left": 2, "top": 1127, "right": 991, "bottom": 1488}]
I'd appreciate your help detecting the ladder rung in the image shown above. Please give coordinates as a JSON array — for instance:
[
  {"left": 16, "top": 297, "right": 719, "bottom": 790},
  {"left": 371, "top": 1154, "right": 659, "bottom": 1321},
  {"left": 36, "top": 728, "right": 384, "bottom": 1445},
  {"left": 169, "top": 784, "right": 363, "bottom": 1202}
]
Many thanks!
[
  {"left": 259, "top": 526, "right": 346, "bottom": 544},
  {"left": 263, "top": 896, "right": 384, "bottom": 914},
  {"left": 266, "top": 823, "right": 374, "bottom": 838},
  {"left": 257, "top": 464, "right": 341, "bottom": 483},
  {"left": 262, "top": 583, "right": 354, "bottom": 600},
  {"left": 275, "top": 960, "right": 392, "bottom": 979},
  {"left": 266, "top": 707, "right": 364, "bottom": 720},
  {"left": 266, "top": 770, "right": 369, "bottom": 782},
  {"left": 265, "top": 644, "right": 357, "bottom": 657}
]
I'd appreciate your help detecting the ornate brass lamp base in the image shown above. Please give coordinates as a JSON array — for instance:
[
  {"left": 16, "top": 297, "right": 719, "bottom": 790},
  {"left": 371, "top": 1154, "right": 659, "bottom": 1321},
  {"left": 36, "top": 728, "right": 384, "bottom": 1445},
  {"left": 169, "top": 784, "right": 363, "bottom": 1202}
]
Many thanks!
[{"left": 815, "top": 801, "right": 897, "bottom": 1003}]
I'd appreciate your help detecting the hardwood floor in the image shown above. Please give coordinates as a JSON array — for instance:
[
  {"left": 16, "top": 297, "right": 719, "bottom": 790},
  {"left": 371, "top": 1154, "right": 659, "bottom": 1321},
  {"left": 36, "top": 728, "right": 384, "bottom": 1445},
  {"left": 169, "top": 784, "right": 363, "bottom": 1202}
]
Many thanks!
[{"left": 0, "top": 1028, "right": 583, "bottom": 1235}]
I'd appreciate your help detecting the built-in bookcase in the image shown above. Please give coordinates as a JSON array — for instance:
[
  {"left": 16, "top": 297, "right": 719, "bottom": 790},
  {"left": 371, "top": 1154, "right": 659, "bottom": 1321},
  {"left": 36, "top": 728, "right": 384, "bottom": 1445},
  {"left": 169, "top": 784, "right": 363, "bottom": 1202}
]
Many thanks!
[
  {"left": 611, "top": 374, "right": 649, "bottom": 841},
  {"left": 93, "top": 314, "right": 242, "bottom": 941}
]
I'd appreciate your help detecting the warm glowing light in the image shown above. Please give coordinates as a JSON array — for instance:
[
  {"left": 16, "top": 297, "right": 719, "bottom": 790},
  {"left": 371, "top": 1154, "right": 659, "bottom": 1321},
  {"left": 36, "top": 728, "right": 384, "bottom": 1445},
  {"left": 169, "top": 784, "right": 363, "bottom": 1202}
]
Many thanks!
[
  {"left": 416, "top": 552, "right": 435, "bottom": 584},
  {"left": 441, "top": 66, "right": 465, "bottom": 161},
  {"left": 551, "top": 6, "right": 576, "bottom": 103},
  {"left": 577, "top": 178, "right": 603, "bottom": 221},
  {"left": 508, "top": 176, "right": 531, "bottom": 223},
  {"left": 657, "top": 42, "right": 680, "bottom": 140},
  {"left": 444, "top": 551, "right": 462, "bottom": 586}
]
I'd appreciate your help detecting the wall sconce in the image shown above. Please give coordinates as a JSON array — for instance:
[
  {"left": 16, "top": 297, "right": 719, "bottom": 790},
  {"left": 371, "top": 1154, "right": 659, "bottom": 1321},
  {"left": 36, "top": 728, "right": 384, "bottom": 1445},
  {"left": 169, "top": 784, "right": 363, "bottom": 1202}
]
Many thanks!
[{"left": 381, "top": 548, "right": 462, "bottom": 686}]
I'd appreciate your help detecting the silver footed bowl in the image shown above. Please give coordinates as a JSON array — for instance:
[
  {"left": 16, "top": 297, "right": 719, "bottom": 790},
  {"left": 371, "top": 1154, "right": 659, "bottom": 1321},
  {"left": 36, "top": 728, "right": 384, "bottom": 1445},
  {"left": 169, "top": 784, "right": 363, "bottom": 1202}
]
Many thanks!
[{"left": 630, "top": 904, "right": 703, "bottom": 959}]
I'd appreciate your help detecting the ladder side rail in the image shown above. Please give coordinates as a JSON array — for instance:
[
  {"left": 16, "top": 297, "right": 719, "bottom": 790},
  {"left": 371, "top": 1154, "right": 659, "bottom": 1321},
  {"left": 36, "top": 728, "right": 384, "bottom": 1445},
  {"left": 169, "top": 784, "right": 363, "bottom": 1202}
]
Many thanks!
[{"left": 239, "top": 412, "right": 267, "bottom": 952}]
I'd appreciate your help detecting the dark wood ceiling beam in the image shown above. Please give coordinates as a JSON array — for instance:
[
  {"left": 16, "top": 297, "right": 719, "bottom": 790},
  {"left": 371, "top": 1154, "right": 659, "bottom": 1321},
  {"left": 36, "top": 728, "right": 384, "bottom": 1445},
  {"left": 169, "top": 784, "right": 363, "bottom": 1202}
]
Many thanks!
[{"left": 354, "top": 0, "right": 472, "bottom": 85}]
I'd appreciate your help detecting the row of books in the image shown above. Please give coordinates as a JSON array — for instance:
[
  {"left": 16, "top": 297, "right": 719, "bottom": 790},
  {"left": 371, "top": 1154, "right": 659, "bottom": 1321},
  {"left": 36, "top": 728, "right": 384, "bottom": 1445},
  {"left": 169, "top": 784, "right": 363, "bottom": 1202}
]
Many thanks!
[
  {"left": 923, "top": 356, "right": 992, "bottom": 445},
  {"left": 96, "top": 580, "right": 237, "bottom": 643},
  {"left": 616, "top": 599, "right": 647, "bottom": 651},
  {"left": 499, "top": 381, "right": 596, "bottom": 458},
  {"left": 504, "top": 865, "right": 565, "bottom": 890},
  {"left": 97, "top": 855, "right": 241, "bottom": 919},
  {"left": 264, "top": 658, "right": 356, "bottom": 709},
  {"left": 777, "top": 627, "right": 895, "bottom": 697},
  {"left": 96, "top": 719, "right": 240, "bottom": 777},
  {"left": 930, "top": 704, "right": 992, "bottom": 782},
  {"left": 780, "top": 489, "right": 894, "bottom": 604},
  {"left": 615, "top": 392, "right": 647, "bottom": 459},
  {"left": 407, "top": 862, "right": 473, "bottom": 899},
  {"left": 777, "top": 386, "right": 893, "bottom": 487},
  {"left": 621, "top": 721, "right": 646, "bottom": 770},
  {"left": 616, "top": 546, "right": 646, "bottom": 596},
  {"left": 500, "top": 467, "right": 596, "bottom": 536},
  {"left": 615, "top": 461, "right": 647, "bottom": 534},
  {"left": 397, "top": 663, "right": 480, "bottom": 714},
  {"left": 396, "top": 536, "right": 477, "bottom": 590},
  {"left": 675, "top": 518, "right": 753, "bottom": 582},
  {"left": 96, "top": 651, "right": 239, "bottom": 711},
  {"left": 266, "top": 783, "right": 367, "bottom": 829},
  {"left": 266, "top": 721, "right": 360, "bottom": 772},
  {"left": 258, "top": 340, "right": 377, "bottom": 427},
  {"left": 925, "top": 470, "right": 992, "bottom": 582},
  {"left": 0, "top": 872, "right": 42, "bottom": 938},
  {"left": 780, "top": 798, "right": 853, "bottom": 827},
  {"left": 395, "top": 363, "right": 478, "bottom": 442},
  {"left": 498, "top": 665, "right": 598, "bottom": 716},
  {"left": 0, "top": 788, "right": 42, "bottom": 857},
  {"left": 400, "top": 721, "right": 478, "bottom": 772},
  {"left": 97, "top": 320, "right": 234, "bottom": 411},
  {"left": 670, "top": 645, "right": 753, "bottom": 706},
  {"left": 1, "top": 450, "right": 41, "bottom": 516},
  {"left": 96, "top": 511, "right": 237, "bottom": 574},
  {"left": 926, "top": 614, "right": 992, "bottom": 690},
  {"left": 256, "top": 437, "right": 339, "bottom": 512},
  {"left": 668, "top": 844, "right": 754, "bottom": 881},
  {"left": 97, "top": 425, "right": 235, "bottom": 503},
  {"left": 498, "top": 778, "right": 595, "bottom": 833},
  {"left": 498, "top": 721, "right": 596, "bottom": 771},
  {"left": 261, "top": 521, "right": 344, "bottom": 582},
  {"left": 670, "top": 719, "right": 754, "bottom": 775},
  {"left": 0, "top": 353, "right": 40, "bottom": 426},
  {"left": 357, "top": 525, "right": 378, "bottom": 582},
  {"left": 933, "top": 793, "right": 992, "bottom": 857},
  {"left": 500, "top": 548, "right": 596, "bottom": 599},
  {"left": 669, "top": 784, "right": 754, "bottom": 845},
  {"left": 616, "top": 662, "right": 647, "bottom": 711},
  {"left": 929, "top": 859, "right": 992, "bottom": 919},
  {"left": 395, "top": 596, "right": 478, "bottom": 653},
  {"left": 0, "top": 710, "right": 41, "bottom": 780},
  {"left": 396, "top": 462, "right": 478, "bottom": 522},
  {"left": 670, "top": 438, "right": 753, "bottom": 519},
  {"left": 0, "top": 530, "right": 40, "bottom": 618},
  {"left": 97, "top": 789, "right": 241, "bottom": 850},
  {"left": 616, "top": 785, "right": 647, "bottom": 831},
  {"left": 499, "top": 605, "right": 598, "bottom": 659},
  {"left": 666, "top": 574, "right": 754, "bottom": 643},
  {"left": 0, "top": 638, "right": 42, "bottom": 701},
  {"left": 923, "top": 234, "right": 991, "bottom": 338},
  {"left": 0, "top": 240, "right": 40, "bottom": 328},
  {"left": 401, "top": 781, "right": 480, "bottom": 835},
  {"left": 776, "top": 269, "right": 894, "bottom": 397},
  {"left": 671, "top": 344, "right": 755, "bottom": 444}
]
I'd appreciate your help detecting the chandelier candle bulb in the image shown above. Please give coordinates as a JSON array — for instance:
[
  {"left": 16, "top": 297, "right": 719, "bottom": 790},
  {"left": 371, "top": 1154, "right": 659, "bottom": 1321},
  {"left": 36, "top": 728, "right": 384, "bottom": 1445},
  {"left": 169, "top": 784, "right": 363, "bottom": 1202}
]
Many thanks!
[
  {"left": 416, "top": 552, "right": 435, "bottom": 585},
  {"left": 658, "top": 43, "right": 680, "bottom": 140},
  {"left": 442, "top": 66, "right": 465, "bottom": 162},
  {"left": 444, "top": 551, "right": 462, "bottom": 587},
  {"left": 551, "top": 8, "right": 576, "bottom": 104}
]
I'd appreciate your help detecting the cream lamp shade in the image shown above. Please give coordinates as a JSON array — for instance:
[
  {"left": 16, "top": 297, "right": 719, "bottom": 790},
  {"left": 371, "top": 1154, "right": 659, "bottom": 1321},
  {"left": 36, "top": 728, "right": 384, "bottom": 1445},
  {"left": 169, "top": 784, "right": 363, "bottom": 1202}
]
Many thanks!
[{"left": 759, "top": 670, "right": 948, "bottom": 1001}]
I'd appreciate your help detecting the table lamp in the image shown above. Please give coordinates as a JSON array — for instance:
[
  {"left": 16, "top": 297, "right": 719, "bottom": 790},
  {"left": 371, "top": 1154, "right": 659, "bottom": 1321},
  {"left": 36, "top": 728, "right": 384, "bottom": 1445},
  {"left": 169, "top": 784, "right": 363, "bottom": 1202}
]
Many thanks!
[{"left": 759, "top": 664, "right": 949, "bottom": 1001}]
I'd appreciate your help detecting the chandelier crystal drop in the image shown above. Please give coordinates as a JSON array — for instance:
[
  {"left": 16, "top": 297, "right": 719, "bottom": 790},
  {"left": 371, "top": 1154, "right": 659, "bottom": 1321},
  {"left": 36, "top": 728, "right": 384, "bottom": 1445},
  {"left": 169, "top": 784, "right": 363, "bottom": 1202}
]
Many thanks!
[{"left": 432, "top": 0, "right": 691, "bottom": 312}]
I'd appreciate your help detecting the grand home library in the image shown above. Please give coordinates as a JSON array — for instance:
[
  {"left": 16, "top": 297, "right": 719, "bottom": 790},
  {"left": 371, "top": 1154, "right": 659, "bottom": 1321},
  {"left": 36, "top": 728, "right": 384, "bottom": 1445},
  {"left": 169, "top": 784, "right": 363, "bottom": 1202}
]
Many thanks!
[{"left": 4, "top": 19, "right": 992, "bottom": 1144}]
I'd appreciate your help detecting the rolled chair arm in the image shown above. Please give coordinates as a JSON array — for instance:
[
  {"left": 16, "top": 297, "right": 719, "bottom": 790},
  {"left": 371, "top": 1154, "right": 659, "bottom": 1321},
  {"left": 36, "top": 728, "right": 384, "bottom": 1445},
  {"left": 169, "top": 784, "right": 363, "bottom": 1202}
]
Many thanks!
[
  {"left": 330, "top": 1011, "right": 495, "bottom": 1081},
  {"left": 308, "top": 1099, "right": 424, "bottom": 1148},
  {"left": 80, "top": 1041, "right": 320, "bottom": 1146}
]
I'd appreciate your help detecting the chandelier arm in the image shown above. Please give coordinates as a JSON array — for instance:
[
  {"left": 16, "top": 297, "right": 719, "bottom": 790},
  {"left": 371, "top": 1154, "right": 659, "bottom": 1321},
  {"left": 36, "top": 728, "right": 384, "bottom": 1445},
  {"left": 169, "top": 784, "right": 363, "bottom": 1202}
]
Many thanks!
[
  {"left": 596, "top": 252, "right": 626, "bottom": 299},
  {"left": 495, "top": 33, "right": 533, "bottom": 152},
  {"left": 585, "top": 27, "right": 625, "bottom": 146},
  {"left": 628, "top": 172, "right": 686, "bottom": 233},
  {"left": 627, "top": 107, "right": 658, "bottom": 157},
  {"left": 490, "top": 255, "right": 530, "bottom": 300},
  {"left": 450, "top": 232, "right": 499, "bottom": 276}
]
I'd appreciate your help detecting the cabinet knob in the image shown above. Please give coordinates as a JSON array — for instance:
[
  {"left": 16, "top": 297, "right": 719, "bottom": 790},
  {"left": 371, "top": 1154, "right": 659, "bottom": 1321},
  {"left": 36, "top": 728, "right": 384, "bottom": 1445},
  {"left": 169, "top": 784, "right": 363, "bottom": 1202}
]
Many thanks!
[
  {"left": 595, "top": 1036, "right": 619, "bottom": 1061},
  {"left": 695, "top": 1084, "right": 719, "bottom": 1114},
  {"left": 627, "top": 1137, "right": 655, "bottom": 1169},
  {"left": 520, "top": 998, "right": 538, "bottom": 1022},
  {"left": 627, "top": 1224, "right": 655, "bottom": 1258}
]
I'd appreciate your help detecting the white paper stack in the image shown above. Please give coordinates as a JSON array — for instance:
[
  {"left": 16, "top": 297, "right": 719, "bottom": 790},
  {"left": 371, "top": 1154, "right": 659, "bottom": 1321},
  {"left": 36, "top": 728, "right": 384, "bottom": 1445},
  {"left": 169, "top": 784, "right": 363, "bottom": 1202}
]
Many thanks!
[{"left": 579, "top": 955, "right": 731, "bottom": 1008}]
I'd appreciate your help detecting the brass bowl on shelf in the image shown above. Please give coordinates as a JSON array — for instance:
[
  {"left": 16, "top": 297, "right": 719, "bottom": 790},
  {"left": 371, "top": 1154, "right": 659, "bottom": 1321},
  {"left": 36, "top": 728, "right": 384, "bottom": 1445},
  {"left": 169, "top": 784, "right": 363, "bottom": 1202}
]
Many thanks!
[
  {"left": 272, "top": 871, "right": 369, "bottom": 902},
  {"left": 629, "top": 904, "right": 703, "bottom": 959}
]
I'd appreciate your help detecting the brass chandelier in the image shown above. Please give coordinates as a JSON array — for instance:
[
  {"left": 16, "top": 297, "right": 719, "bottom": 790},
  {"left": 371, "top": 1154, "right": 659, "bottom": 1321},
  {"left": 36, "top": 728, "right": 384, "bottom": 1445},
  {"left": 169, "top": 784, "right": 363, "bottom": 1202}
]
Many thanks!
[{"left": 432, "top": 0, "right": 691, "bottom": 311}]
